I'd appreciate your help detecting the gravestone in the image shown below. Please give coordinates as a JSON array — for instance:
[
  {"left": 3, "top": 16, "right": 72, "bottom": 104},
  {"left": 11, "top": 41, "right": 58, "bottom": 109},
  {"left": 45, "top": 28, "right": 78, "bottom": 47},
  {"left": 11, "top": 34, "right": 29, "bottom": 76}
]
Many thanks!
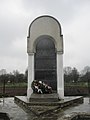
[{"left": 27, "top": 15, "right": 64, "bottom": 100}]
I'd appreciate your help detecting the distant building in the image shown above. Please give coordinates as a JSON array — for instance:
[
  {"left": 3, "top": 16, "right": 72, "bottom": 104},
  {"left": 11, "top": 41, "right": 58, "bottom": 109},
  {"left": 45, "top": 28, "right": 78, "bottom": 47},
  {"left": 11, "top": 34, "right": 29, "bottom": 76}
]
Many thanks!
[{"left": 0, "top": 69, "right": 7, "bottom": 75}]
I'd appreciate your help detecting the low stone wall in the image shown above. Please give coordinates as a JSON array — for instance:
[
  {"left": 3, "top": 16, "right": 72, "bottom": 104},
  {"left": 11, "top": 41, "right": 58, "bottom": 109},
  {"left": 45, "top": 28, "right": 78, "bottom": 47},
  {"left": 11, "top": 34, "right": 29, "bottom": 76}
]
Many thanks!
[
  {"left": 0, "top": 86, "right": 89, "bottom": 97},
  {"left": 0, "top": 87, "right": 27, "bottom": 97},
  {"left": 64, "top": 86, "right": 89, "bottom": 96}
]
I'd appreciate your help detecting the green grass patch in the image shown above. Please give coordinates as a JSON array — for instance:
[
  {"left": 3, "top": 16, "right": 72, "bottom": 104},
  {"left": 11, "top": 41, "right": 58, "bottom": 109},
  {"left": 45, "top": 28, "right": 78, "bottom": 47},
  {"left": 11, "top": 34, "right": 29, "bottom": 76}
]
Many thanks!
[
  {"left": 0, "top": 82, "right": 27, "bottom": 88},
  {"left": 64, "top": 82, "right": 89, "bottom": 87}
]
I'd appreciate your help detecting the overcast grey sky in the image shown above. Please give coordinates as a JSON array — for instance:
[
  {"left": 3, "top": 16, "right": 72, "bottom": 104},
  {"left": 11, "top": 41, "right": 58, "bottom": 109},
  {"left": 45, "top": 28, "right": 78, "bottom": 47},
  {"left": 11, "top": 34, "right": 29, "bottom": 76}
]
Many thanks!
[{"left": 0, "top": 0, "right": 90, "bottom": 73}]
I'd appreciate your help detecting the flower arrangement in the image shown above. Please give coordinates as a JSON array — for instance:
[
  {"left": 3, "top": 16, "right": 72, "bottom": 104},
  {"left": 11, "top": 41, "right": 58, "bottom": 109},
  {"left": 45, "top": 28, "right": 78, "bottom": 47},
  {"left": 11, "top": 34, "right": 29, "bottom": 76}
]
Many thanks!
[{"left": 31, "top": 80, "right": 52, "bottom": 94}]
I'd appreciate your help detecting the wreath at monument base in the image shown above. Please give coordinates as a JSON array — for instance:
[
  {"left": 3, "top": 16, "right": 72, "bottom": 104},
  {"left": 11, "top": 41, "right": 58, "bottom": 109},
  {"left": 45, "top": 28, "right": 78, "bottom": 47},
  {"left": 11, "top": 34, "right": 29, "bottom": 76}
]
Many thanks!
[{"left": 31, "top": 80, "right": 52, "bottom": 94}]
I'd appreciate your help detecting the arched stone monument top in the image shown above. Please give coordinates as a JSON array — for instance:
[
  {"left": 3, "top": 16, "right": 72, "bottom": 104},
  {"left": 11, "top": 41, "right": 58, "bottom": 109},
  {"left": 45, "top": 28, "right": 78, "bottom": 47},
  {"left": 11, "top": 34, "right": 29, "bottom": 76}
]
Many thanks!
[{"left": 27, "top": 15, "right": 63, "bottom": 53}]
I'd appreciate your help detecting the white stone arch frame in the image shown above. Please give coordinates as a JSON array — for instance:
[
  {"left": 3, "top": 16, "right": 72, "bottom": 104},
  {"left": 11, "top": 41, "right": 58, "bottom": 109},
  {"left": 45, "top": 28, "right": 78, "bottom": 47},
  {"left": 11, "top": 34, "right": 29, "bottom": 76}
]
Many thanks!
[
  {"left": 27, "top": 15, "right": 64, "bottom": 99},
  {"left": 27, "top": 15, "right": 63, "bottom": 53}
]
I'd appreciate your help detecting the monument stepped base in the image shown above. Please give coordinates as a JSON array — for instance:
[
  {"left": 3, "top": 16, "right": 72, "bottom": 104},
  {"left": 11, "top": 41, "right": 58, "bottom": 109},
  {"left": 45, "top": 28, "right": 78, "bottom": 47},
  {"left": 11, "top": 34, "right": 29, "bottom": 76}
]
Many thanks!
[{"left": 14, "top": 95, "right": 83, "bottom": 116}]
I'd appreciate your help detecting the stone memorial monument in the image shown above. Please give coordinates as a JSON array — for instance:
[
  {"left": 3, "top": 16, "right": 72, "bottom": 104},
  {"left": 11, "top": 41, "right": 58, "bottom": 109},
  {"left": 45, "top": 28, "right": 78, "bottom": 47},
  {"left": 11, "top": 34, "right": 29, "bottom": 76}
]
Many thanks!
[
  {"left": 27, "top": 15, "right": 64, "bottom": 101},
  {"left": 14, "top": 15, "right": 83, "bottom": 115}
]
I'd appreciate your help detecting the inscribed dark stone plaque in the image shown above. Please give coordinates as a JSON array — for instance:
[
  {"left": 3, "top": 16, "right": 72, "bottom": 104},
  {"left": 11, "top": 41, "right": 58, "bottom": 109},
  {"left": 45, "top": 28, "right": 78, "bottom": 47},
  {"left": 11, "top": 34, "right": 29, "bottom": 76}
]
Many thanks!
[{"left": 35, "top": 38, "right": 57, "bottom": 90}]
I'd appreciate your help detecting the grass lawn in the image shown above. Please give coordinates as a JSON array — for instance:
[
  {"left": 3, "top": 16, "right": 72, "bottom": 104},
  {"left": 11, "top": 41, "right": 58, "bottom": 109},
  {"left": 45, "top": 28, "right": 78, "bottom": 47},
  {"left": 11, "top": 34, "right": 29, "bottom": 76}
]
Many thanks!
[
  {"left": 0, "top": 82, "right": 27, "bottom": 88},
  {"left": 64, "top": 82, "right": 89, "bottom": 88}
]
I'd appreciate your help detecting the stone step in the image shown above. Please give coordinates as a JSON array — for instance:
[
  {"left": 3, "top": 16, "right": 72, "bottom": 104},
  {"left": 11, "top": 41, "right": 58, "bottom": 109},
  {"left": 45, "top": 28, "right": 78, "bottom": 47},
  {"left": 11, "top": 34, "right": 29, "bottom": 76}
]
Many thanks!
[{"left": 29, "top": 93, "right": 60, "bottom": 102}]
